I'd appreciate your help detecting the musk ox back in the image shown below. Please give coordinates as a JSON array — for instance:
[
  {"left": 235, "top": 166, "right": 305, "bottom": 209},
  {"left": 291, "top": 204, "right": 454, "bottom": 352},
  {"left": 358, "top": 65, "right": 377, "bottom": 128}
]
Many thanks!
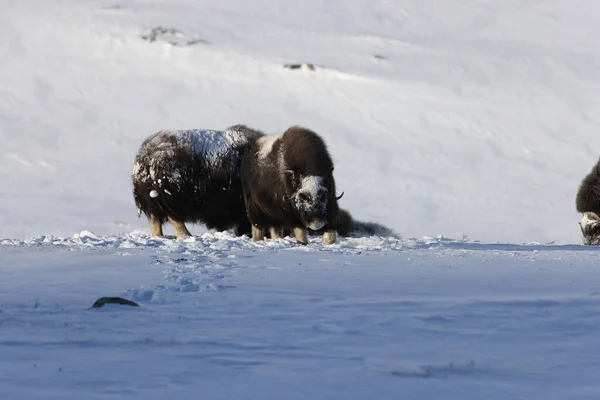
[
  {"left": 576, "top": 157, "right": 600, "bottom": 245},
  {"left": 132, "top": 124, "right": 264, "bottom": 237},
  {"left": 240, "top": 126, "right": 342, "bottom": 245}
]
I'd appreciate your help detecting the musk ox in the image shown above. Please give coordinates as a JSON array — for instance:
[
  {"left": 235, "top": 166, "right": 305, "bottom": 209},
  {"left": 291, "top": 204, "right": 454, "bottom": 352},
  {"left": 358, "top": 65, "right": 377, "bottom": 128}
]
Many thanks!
[
  {"left": 307, "top": 208, "right": 400, "bottom": 238},
  {"left": 278, "top": 207, "right": 400, "bottom": 239},
  {"left": 240, "top": 126, "right": 343, "bottom": 245},
  {"left": 132, "top": 124, "right": 264, "bottom": 238},
  {"left": 576, "top": 157, "right": 600, "bottom": 245}
]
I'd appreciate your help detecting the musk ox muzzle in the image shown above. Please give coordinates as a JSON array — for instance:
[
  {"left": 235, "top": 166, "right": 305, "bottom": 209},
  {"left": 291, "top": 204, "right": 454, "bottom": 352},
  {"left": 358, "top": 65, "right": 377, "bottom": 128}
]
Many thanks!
[{"left": 580, "top": 212, "right": 600, "bottom": 245}]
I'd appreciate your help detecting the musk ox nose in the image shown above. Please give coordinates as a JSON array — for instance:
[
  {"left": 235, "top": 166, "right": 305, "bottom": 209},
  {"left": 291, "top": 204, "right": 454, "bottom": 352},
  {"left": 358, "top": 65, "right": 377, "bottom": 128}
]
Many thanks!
[{"left": 307, "top": 219, "right": 326, "bottom": 231}]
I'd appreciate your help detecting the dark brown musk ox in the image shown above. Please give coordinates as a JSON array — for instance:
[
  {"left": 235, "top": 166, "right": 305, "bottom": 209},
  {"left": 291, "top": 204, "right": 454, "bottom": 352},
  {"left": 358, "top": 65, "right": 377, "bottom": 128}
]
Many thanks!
[
  {"left": 305, "top": 208, "right": 400, "bottom": 238},
  {"left": 131, "top": 124, "right": 264, "bottom": 238},
  {"left": 240, "top": 126, "right": 344, "bottom": 245},
  {"left": 576, "top": 157, "right": 600, "bottom": 245},
  {"left": 278, "top": 207, "right": 400, "bottom": 239}
]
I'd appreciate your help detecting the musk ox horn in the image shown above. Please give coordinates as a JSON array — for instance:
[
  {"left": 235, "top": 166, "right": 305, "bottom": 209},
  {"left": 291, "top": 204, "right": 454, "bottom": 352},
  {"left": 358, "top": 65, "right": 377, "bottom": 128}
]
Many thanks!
[{"left": 336, "top": 191, "right": 344, "bottom": 200}]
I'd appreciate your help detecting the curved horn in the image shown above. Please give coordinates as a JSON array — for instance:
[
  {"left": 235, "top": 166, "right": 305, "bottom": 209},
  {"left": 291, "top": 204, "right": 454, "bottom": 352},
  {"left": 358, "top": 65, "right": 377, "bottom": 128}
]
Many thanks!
[
  {"left": 335, "top": 191, "right": 344, "bottom": 200},
  {"left": 284, "top": 192, "right": 297, "bottom": 202}
]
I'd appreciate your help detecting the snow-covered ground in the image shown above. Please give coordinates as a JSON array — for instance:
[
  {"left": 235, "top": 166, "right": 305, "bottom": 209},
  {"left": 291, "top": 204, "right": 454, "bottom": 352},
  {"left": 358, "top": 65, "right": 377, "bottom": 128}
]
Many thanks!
[
  {"left": 3, "top": 234, "right": 600, "bottom": 399},
  {"left": 2, "top": 0, "right": 600, "bottom": 398}
]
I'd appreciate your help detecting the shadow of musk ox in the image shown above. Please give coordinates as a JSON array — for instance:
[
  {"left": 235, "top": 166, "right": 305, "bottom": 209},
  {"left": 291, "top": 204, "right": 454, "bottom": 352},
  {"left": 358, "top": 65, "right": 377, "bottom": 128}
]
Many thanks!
[
  {"left": 132, "top": 125, "right": 264, "bottom": 237},
  {"left": 240, "top": 126, "right": 343, "bottom": 245},
  {"left": 576, "top": 157, "right": 600, "bottom": 245}
]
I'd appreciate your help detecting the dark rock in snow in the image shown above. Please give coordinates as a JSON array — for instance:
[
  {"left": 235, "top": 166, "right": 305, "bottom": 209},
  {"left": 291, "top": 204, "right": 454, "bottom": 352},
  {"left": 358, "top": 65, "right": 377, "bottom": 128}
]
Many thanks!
[{"left": 91, "top": 297, "right": 140, "bottom": 308}]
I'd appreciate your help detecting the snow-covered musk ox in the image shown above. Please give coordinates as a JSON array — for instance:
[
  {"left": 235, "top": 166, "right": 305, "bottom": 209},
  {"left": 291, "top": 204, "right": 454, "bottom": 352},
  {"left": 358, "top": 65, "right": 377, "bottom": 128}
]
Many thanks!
[
  {"left": 240, "top": 126, "right": 344, "bottom": 245},
  {"left": 132, "top": 124, "right": 264, "bottom": 238},
  {"left": 576, "top": 157, "right": 600, "bottom": 245}
]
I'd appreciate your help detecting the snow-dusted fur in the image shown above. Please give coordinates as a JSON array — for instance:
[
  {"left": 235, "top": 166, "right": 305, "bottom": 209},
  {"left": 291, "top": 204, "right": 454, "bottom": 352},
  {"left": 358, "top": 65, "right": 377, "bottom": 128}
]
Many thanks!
[
  {"left": 132, "top": 124, "right": 264, "bottom": 237},
  {"left": 325, "top": 208, "right": 400, "bottom": 238},
  {"left": 280, "top": 208, "right": 400, "bottom": 239},
  {"left": 579, "top": 212, "right": 600, "bottom": 245},
  {"left": 576, "top": 158, "right": 600, "bottom": 245},
  {"left": 240, "top": 126, "right": 341, "bottom": 245}
]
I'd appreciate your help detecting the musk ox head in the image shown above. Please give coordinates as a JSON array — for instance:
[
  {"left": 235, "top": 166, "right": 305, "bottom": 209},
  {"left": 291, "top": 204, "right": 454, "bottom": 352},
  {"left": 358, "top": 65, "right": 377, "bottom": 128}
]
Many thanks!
[
  {"left": 284, "top": 171, "right": 343, "bottom": 231},
  {"left": 580, "top": 212, "right": 600, "bottom": 245}
]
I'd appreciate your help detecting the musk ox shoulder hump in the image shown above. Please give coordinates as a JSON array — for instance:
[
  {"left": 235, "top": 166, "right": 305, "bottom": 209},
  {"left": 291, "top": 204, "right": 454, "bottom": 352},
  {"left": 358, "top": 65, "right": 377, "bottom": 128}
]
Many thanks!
[
  {"left": 255, "top": 134, "right": 281, "bottom": 160},
  {"left": 224, "top": 124, "right": 265, "bottom": 147}
]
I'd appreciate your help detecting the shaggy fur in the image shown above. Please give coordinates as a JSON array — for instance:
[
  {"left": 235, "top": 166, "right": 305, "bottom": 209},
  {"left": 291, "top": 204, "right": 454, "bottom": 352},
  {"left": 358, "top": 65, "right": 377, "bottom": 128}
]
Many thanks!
[
  {"left": 281, "top": 208, "right": 400, "bottom": 238},
  {"left": 576, "top": 158, "right": 600, "bottom": 245},
  {"left": 132, "top": 124, "right": 264, "bottom": 237},
  {"left": 241, "top": 126, "right": 341, "bottom": 245}
]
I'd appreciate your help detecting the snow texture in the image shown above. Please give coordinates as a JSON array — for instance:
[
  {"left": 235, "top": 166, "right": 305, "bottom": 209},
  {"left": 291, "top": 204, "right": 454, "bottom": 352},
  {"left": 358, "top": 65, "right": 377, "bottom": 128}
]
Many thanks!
[
  {"left": 132, "top": 128, "right": 260, "bottom": 199},
  {"left": 133, "top": 129, "right": 245, "bottom": 181},
  {"left": 2, "top": 233, "right": 600, "bottom": 399}
]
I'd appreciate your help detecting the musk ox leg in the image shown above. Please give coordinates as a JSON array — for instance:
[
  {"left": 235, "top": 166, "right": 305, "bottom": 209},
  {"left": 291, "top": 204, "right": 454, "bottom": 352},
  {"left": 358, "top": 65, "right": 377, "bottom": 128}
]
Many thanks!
[
  {"left": 293, "top": 227, "right": 309, "bottom": 245},
  {"left": 251, "top": 225, "right": 265, "bottom": 242},
  {"left": 269, "top": 227, "right": 283, "bottom": 240},
  {"left": 322, "top": 230, "right": 338, "bottom": 245},
  {"left": 150, "top": 215, "right": 164, "bottom": 237},
  {"left": 167, "top": 217, "right": 192, "bottom": 238}
]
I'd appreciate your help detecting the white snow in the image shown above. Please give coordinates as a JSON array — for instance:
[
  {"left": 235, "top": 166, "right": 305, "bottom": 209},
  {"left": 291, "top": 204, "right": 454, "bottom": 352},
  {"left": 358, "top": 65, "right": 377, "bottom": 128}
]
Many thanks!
[
  {"left": 2, "top": 0, "right": 600, "bottom": 398},
  {"left": 133, "top": 128, "right": 258, "bottom": 194},
  {"left": 173, "top": 129, "right": 231, "bottom": 160},
  {"left": 3, "top": 234, "right": 600, "bottom": 398},
  {"left": 298, "top": 176, "right": 326, "bottom": 198}
]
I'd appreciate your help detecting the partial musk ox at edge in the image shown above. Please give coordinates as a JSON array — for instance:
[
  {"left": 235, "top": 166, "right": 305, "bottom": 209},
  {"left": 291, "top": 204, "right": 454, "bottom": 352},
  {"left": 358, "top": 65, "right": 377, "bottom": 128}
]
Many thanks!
[
  {"left": 132, "top": 124, "right": 264, "bottom": 238},
  {"left": 240, "top": 126, "right": 343, "bottom": 245},
  {"left": 576, "top": 157, "right": 600, "bottom": 245}
]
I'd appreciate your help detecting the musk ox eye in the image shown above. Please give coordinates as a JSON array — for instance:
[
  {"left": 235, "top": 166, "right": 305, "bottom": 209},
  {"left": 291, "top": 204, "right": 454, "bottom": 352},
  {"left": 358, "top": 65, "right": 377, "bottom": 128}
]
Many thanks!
[
  {"left": 297, "top": 192, "right": 310, "bottom": 203},
  {"left": 318, "top": 190, "right": 328, "bottom": 203}
]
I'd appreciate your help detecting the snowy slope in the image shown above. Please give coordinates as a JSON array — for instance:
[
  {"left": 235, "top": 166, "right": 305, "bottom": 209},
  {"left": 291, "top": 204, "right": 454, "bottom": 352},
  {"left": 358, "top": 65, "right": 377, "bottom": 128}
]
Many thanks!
[
  {"left": 2, "top": 0, "right": 600, "bottom": 242},
  {"left": 3, "top": 1, "right": 600, "bottom": 398}
]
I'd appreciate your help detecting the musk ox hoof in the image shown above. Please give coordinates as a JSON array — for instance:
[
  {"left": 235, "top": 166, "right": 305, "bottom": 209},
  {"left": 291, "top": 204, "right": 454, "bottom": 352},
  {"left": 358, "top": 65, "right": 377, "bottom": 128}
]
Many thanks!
[
  {"left": 91, "top": 297, "right": 140, "bottom": 309},
  {"left": 580, "top": 212, "right": 600, "bottom": 245},
  {"left": 293, "top": 227, "right": 309, "bottom": 245},
  {"left": 251, "top": 226, "right": 265, "bottom": 242},
  {"left": 322, "top": 230, "right": 338, "bottom": 246}
]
